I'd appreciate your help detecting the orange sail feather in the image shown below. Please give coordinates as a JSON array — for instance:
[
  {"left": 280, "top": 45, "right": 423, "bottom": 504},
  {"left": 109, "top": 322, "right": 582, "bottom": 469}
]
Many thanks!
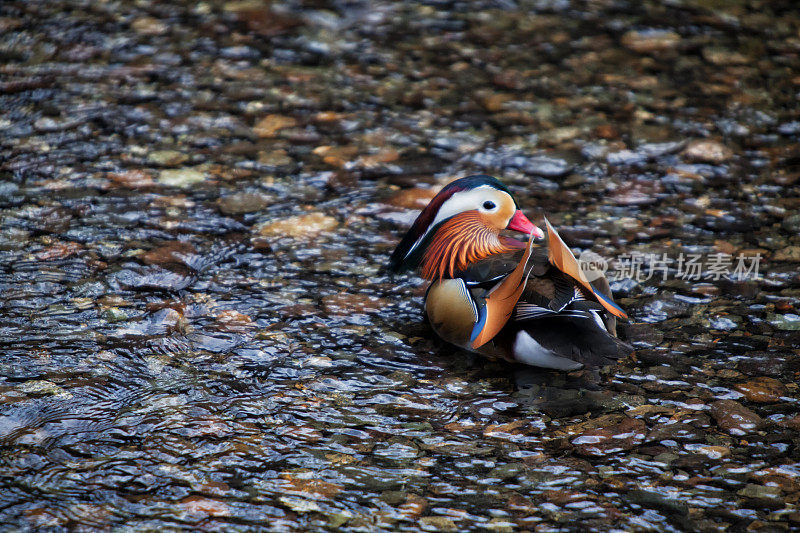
[{"left": 544, "top": 217, "right": 627, "bottom": 319}]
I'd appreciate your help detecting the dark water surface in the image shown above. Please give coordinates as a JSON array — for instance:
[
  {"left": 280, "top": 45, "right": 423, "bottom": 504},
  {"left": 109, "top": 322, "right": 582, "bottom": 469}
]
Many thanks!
[{"left": 1, "top": 0, "right": 800, "bottom": 531}]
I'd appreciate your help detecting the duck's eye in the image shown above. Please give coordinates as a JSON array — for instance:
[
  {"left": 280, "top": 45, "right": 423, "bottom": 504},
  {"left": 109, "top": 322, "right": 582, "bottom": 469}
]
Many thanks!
[{"left": 482, "top": 201, "right": 496, "bottom": 210}]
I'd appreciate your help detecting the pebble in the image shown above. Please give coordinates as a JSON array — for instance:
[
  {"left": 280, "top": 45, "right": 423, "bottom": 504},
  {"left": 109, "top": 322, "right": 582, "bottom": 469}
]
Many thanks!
[
  {"left": 158, "top": 168, "right": 207, "bottom": 188},
  {"left": 181, "top": 496, "right": 231, "bottom": 517},
  {"left": 253, "top": 115, "right": 297, "bottom": 137},
  {"left": 621, "top": 29, "right": 681, "bottom": 54},
  {"left": 322, "top": 293, "right": 390, "bottom": 315},
  {"left": 570, "top": 417, "right": 647, "bottom": 456},
  {"left": 103, "top": 307, "right": 128, "bottom": 323},
  {"left": 709, "top": 400, "right": 763, "bottom": 436},
  {"left": 737, "top": 484, "right": 782, "bottom": 502},
  {"left": 486, "top": 518, "right": 515, "bottom": 533},
  {"left": 35, "top": 242, "right": 82, "bottom": 261},
  {"left": 734, "top": 377, "right": 787, "bottom": 403},
  {"left": 216, "top": 192, "right": 271, "bottom": 215},
  {"left": 702, "top": 46, "right": 750, "bottom": 66},
  {"left": 131, "top": 16, "right": 168, "bottom": 36},
  {"left": 419, "top": 516, "right": 458, "bottom": 532},
  {"left": 695, "top": 445, "right": 731, "bottom": 460},
  {"left": 768, "top": 313, "right": 800, "bottom": 331},
  {"left": 773, "top": 246, "right": 800, "bottom": 261},
  {"left": 682, "top": 140, "right": 733, "bottom": 164},
  {"left": 258, "top": 149, "right": 292, "bottom": 166},
  {"left": 385, "top": 188, "right": 438, "bottom": 209},
  {"left": 106, "top": 170, "right": 154, "bottom": 188},
  {"left": 255, "top": 212, "right": 338, "bottom": 239},
  {"left": 524, "top": 156, "right": 573, "bottom": 178},
  {"left": 781, "top": 213, "right": 800, "bottom": 233},
  {"left": 20, "top": 380, "right": 67, "bottom": 396},
  {"left": 148, "top": 150, "right": 189, "bottom": 167},
  {"left": 215, "top": 310, "right": 254, "bottom": 331},
  {"left": 312, "top": 145, "right": 360, "bottom": 168},
  {"left": 141, "top": 241, "right": 197, "bottom": 267}
]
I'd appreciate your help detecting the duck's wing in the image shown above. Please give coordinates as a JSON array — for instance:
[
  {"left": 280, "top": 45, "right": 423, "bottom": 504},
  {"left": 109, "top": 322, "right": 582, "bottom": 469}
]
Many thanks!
[
  {"left": 502, "top": 264, "right": 630, "bottom": 368},
  {"left": 505, "top": 309, "right": 632, "bottom": 369}
]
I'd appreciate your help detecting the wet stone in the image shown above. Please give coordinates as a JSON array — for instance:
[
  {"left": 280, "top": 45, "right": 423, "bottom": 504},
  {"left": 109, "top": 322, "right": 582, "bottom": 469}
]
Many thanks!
[
  {"left": 385, "top": 188, "right": 439, "bottom": 209},
  {"left": 621, "top": 29, "right": 681, "bottom": 54},
  {"left": 737, "top": 484, "right": 782, "bottom": 504},
  {"left": 570, "top": 417, "right": 646, "bottom": 456},
  {"left": 216, "top": 192, "right": 271, "bottom": 215},
  {"left": 734, "top": 377, "right": 787, "bottom": 403},
  {"left": 768, "top": 313, "right": 800, "bottom": 331},
  {"left": 627, "top": 490, "right": 688, "bottom": 516},
  {"left": 702, "top": 47, "right": 750, "bottom": 66},
  {"left": 682, "top": 140, "right": 734, "bottom": 164},
  {"left": 253, "top": 115, "right": 297, "bottom": 137},
  {"left": 20, "top": 380, "right": 67, "bottom": 397},
  {"left": 710, "top": 400, "right": 763, "bottom": 436},
  {"left": 419, "top": 516, "right": 458, "bottom": 532},
  {"left": 524, "top": 156, "right": 572, "bottom": 178},
  {"left": 772, "top": 247, "right": 800, "bottom": 261},
  {"left": 158, "top": 168, "right": 207, "bottom": 188},
  {"left": 132, "top": 16, "right": 168, "bottom": 36},
  {"left": 321, "top": 293, "right": 390, "bottom": 315},
  {"left": 107, "top": 170, "right": 154, "bottom": 188},
  {"left": 255, "top": 213, "right": 338, "bottom": 239},
  {"left": 103, "top": 307, "right": 128, "bottom": 323},
  {"left": 148, "top": 150, "right": 189, "bottom": 167},
  {"left": 781, "top": 214, "right": 800, "bottom": 233},
  {"left": 140, "top": 242, "right": 197, "bottom": 267},
  {"left": 111, "top": 264, "right": 195, "bottom": 291}
]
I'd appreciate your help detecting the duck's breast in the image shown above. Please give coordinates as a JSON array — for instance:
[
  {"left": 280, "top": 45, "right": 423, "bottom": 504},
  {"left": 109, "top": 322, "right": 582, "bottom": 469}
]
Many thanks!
[{"left": 424, "top": 279, "right": 477, "bottom": 350}]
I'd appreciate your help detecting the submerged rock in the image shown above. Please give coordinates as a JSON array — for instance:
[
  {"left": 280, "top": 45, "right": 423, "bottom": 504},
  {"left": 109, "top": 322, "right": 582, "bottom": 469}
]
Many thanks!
[
  {"left": 158, "top": 168, "right": 207, "bottom": 188},
  {"left": 682, "top": 140, "right": 733, "bottom": 164},
  {"left": 216, "top": 192, "right": 271, "bottom": 215},
  {"left": 255, "top": 212, "right": 338, "bottom": 239},
  {"left": 253, "top": 115, "right": 297, "bottom": 137},
  {"left": 734, "top": 377, "right": 787, "bottom": 403},
  {"left": 710, "top": 400, "right": 763, "bottom": 436},
  {"left": 621, "top": 29, "right": 681, "bottom": 54}
]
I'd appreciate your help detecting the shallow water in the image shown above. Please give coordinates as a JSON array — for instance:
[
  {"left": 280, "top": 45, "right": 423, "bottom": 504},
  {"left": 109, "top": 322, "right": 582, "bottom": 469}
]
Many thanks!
[{"left": 1, "top": 0, "right": 799, "bottom": 531}]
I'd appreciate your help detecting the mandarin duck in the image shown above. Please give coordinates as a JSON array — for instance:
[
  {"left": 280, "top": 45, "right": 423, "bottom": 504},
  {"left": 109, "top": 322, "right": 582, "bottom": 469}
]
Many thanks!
[{"left": 389, "top": 175, "right": 631, "bottom": 371}]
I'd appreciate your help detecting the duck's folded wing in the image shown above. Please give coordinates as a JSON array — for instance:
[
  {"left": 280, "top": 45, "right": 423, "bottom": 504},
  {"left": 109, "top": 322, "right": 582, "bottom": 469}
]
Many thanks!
[{"left": 511, "top": 304, "right": 632, "bottom": 368}]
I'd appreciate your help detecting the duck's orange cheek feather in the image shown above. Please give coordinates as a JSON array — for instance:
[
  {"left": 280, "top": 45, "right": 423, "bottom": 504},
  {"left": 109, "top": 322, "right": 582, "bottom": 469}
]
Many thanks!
[
  {"left": 420, "top": 212, "right": 516, "bottom": 280},
  {"left": 479, "top": 207, "right": 514, "bottom": 230},
  {"left": 478, "top": 209, "right": 511, "bottom": 231}
]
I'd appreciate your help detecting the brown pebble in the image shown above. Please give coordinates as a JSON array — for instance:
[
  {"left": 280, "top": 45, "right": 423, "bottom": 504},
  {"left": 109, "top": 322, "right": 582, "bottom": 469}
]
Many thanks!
[
  {"left": 141, "top": 241, "right": 197, "bottom": 267},
  {"left": 321, "top": 293, "right": 390, "bottom": 315},
  {"left": 709, "top": 399, "right": 763, "bottom": 435},
  {"left": 106, "top": 170, "right": 154, "bottom": 189},
  {"left": 385, "top": 187, "right": 438, "bottom": 210},
  {"left": 255, "top": 213, "right": 338, "bottom": 239},
  {"left": 734, "top": 377, "right": 787, "bottom": 404},
  {"left": 682, "top": 139, "right": 733, "bottom": 164},
  {"left": 216, "top": 192, "right": 270, "bottom": 215},
  {"left": 621, "top": 29, "right": 681, "bottom": 54},
  {"left": 253, "top": 114, "right": 297, "bottom": 137}
]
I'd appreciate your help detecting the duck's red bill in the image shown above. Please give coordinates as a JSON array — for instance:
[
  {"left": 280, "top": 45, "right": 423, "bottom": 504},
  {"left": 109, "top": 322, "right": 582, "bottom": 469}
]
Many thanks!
[{"left": 507, "top": 210, "right": 544, "bottom": 239}]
